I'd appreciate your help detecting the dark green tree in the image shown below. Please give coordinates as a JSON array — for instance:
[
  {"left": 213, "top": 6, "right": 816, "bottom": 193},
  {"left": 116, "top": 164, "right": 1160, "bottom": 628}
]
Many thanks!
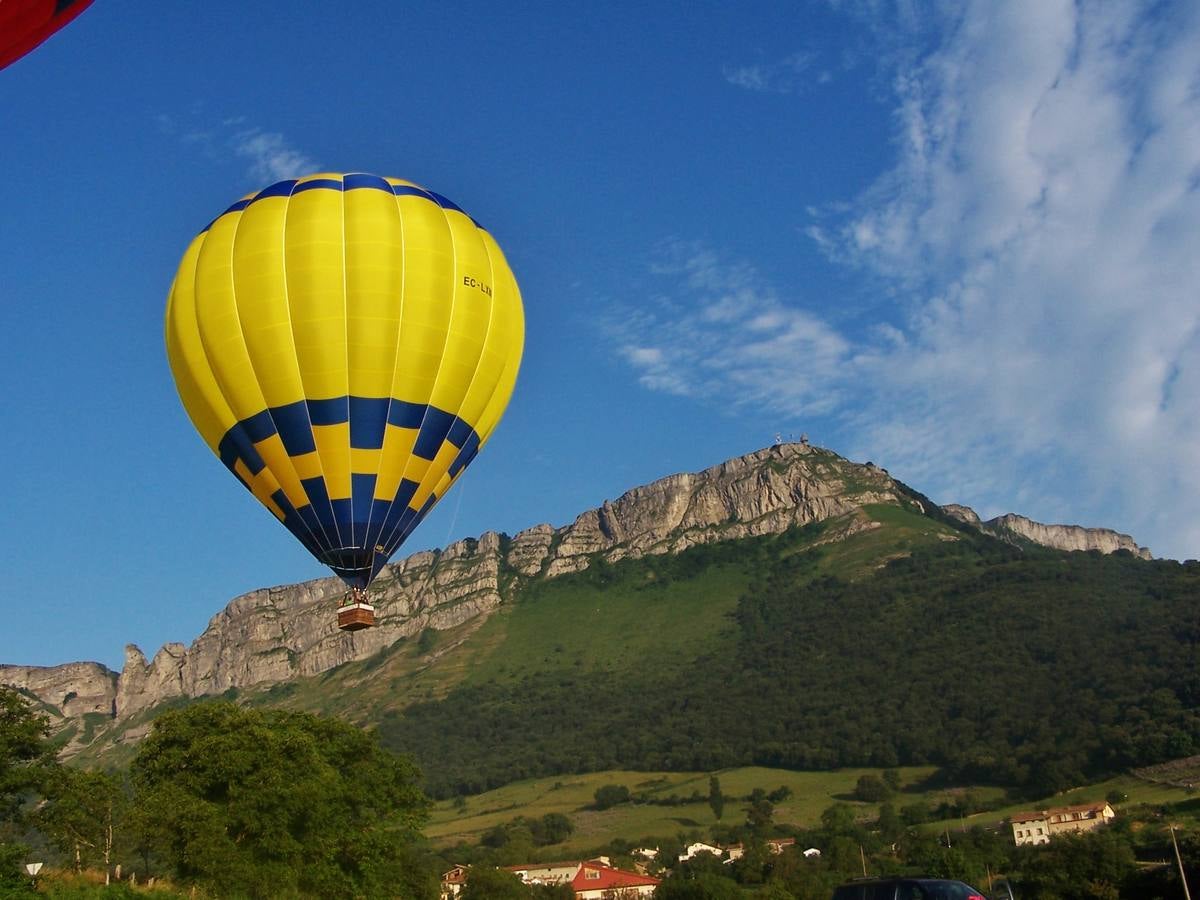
[
  {"left": 35, "top": 769, "right": 126, "bottom": 881},
  {"left": 459, "top": 865, "right": 531, "bottom": 899},
  {"left": 130, "top": 701, "right": 434, "bottom": 899},
  {"left": 1017, "top": 831, "right": 1137, "bottom": 899},
  {"left": 876, "top": 803, "right": 902, "bottom": 842},
  {"left": 654, "top": 872, "right": 743, "bottom": 899},
  {"left": 531, "top": 812, "right": 574, "bottom": 845},
  {"left": 0, "top": 687, "right": 55, "bottom": 820},
  {"left": 854, "top": 774, "right": 889, "bottom": 802},
  {"left": 593, "top": 783, "right": 631, "bottom": 810},
  {"left": 707, "top": 775, "right": 724, "bottom": 821},
  {"left": 0, "top": 841, "right": 36, "bottom": 898},
  {"left": 529, "top": 884, "right": 574, "bottom": 899},
  {"left": 767, "top": 785, "right": 793, "bottom": 804},
  {"left": 0, "top": 687, "right": 57, "bottom": 895},
  {"left": 820, "top": 803, "right": 857, "bottom": 837},
  {"left": 745, "top": 788, "right": 774, "bottom": 836}
]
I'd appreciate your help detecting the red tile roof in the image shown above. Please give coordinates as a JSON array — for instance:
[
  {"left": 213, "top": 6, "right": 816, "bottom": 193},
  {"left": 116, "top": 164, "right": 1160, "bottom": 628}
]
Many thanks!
[
  {"left": 571, "top": 862, "right": 660, "bottom": 891},
  {"left": 1010, "top": 810, "right": 1046, "bottom": 824},
  {"left": 1012, "top": 802, "right": 1111, "bottom": 824}
]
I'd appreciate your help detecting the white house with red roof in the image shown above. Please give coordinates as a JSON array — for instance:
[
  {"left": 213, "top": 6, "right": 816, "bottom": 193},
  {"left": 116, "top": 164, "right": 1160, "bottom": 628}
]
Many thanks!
[
  {"left": 439, "top": 864, "right": 469, "bottom": 899},
  {"left": 1010, "top": 802, "right": 1115, "bottom": 846},
  {"left": 505, "top": 860, "right": 660, "bottom": 898}
]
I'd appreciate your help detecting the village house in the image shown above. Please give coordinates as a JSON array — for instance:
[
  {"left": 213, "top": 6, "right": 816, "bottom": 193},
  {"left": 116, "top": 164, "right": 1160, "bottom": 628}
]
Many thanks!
[
  {"left": 440, "top": 865, "right": 468, "bottom": 899},
  {"left": 1010, "top": 802, "right": 1116, "bottom": 846},
  {"left": 504, "top": 860, "right": 661, "bottom": 898},
  {"left": 678, "top": 841, "right": 724, "bottom": 862},
  {"left": 766, "top": 837, "right": 796, "bottom": 855}
]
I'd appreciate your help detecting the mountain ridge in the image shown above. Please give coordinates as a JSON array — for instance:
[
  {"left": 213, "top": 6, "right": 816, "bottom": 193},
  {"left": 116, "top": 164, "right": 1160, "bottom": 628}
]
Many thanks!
[{"left": 0, "top": 442, "right": 1154, "bottom": 746}]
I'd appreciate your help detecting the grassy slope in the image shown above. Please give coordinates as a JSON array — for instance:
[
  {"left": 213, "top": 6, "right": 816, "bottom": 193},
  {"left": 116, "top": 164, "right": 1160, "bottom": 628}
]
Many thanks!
[{"left": 426, "top": 765, "right": 1199, "bottom": 855}]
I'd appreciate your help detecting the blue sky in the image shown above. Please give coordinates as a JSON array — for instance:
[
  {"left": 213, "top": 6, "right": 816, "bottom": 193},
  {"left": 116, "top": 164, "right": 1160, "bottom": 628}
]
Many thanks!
[{"left": 2, "top": 1, "right": 1197, "bottom": 669}]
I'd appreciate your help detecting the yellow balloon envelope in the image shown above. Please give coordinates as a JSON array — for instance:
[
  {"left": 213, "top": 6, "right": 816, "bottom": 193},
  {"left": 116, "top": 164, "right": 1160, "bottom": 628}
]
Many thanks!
[{"left": 166, "top": 173, "right": 524, "bottom": 589}]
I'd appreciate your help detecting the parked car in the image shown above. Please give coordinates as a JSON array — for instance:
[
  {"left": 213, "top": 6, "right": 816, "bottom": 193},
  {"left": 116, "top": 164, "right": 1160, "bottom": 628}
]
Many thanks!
[{"left": 832, "top": 877, "right": 993, "bottom": 900}]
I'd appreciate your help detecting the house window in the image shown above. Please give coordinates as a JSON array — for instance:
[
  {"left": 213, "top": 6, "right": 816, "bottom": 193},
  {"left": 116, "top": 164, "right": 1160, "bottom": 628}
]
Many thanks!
[{"left": 585, "top": 870, "right": 600, "bottom": 880}]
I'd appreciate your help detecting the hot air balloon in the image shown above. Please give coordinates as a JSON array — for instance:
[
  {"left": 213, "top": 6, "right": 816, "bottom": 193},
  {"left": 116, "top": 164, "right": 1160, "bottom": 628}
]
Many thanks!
[
  {"left": 1, "top": 0, "right": 94, "bottom": 70},
  {"left": 166, "top": 173, "right": 524, "bottom": 631}
]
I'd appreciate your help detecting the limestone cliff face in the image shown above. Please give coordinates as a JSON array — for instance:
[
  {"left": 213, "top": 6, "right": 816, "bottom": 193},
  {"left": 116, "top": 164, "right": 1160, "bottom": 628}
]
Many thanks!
[
  {"left": 985, "top": 513, "right": 1153, "bottom": 559},
  {"left": 115, "top": 442, "right": 900, "bottom": 715},
  {"left": 0, "top": 662, "right": 118, "bottom": 755},
  {"left": 116, "top": 531, "right": 508, "bottom": 718},
  {"left": 0, "top": 662, "right": 117, "bottom": 717},
  {"left": 938, "top": 505, "right": 1153, "bottom": 559},
  {"left": 6, "top": 444, "right": 1156, "bottom": 726}
]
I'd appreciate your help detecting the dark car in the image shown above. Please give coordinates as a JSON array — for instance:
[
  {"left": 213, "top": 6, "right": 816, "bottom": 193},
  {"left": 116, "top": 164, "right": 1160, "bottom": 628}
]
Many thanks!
[{"left": 832, "top": 877, "right": 991, "bottom": 900}]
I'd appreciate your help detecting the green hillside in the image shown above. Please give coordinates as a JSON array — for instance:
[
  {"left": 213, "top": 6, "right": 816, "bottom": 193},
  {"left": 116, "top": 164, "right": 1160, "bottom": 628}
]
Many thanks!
[
  {"left": 422, "top": 764, "right": 1198, "bottom": 855},
  {"left": 373, "top": 511, "right": 1199, "bottom": 798},
  {"left": 74, "top": 492, "right": 1200, "bottom": 807}
]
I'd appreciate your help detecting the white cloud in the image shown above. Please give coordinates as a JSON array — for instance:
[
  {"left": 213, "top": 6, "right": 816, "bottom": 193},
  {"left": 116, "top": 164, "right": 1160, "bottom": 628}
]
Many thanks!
[
  {"left": 619, "top": 1, "right": 1200, "bottom": 559},
  {"left": 834, "top": 0, "right": 1200, "bottom": 560},
  {"left": 159, "top": 109, "right": 319, "bottom": 185},
  {"left": 231, "top": 129, "right": 320, "bottom": 184},
  {"left": 612, "top": 240, "right": 851, "bottom": 415},
  {"left": 723, "top": 52, "right": 817, "bottom": 94}
]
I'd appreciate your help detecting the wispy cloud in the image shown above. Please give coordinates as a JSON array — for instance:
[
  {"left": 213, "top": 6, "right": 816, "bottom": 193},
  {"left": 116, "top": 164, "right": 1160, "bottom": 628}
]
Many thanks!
[
  {"left": 157, "top": 110, "right": 319, "bottom": 184},
  {"left": 723, "top": 52, "right": 818, "bottom": 94},
  {"left": 611, "top": 240, "right": 851, "bottom": 416},
  {"left": 231, "top": 128, "right": 321, "bottom": 183},
  {"left": 620, "top": 1, "right": 1200, "bottom": 560}
]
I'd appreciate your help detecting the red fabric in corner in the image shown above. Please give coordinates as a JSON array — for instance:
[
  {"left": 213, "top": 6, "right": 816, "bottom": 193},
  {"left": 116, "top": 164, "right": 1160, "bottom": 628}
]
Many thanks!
[{"left": 0, "top": 0, "right": 95, "bottom": 70}]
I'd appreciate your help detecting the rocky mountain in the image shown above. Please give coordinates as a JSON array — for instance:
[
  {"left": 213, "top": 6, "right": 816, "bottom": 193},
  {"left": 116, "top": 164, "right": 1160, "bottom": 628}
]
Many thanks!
[
  {"left": 941, "top": 505, "right": 1151, "bottom": 558},
  {"left": 0, "top": 442, "right": 1154, "bottom": 745}
]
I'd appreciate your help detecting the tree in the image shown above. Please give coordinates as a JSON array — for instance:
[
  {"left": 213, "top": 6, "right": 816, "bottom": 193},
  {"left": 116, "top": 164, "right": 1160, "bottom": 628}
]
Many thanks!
[
  {"left": 530, "top": 884, "right": 574, "bottom": 899},
  {"left": 854, "top": 774, "right": 889, "bottom": 802},
  {"left": 1018, "top": 831, "right": 1137, "bottom": 899},
  {"left": 767, "top": 785, "right": 793, "bottom": 804},
  {"left": 0, "top": 687, "right": 56, "bottom": 896},
  {"left": 654, "top": 872, "right": 743, "bottom": 899},
  {"left": 459, "top": 865, "right": 531, "bottom": 899},
  {"left": 130, "top": 701, "right": 435, "bottom": 899},
  {"left": 820, "top": 803, "right": 857, "bottom": 837},
  {"left": 877, "top": 803, "right": 902, "bottom": 842},
  {"left": 745, "top": 788, "right": 774, "bottom": 836},
  {"left": 0, "top": 687, "right": 55, "bottom": 820},
  {"left": 594, "top": 783, "right": 631, "bottom": 810},
  {"left": 533, "top": 812, "right": 574, "bottom": 845},
  {"left": 0, "top": 841, "right": 36, "bottom": 898},
  {"left": 35, "top": 768, "right": 126, "bottom": 882},
  {"left": 708, "top": 775, "right": 724, "bottom": 821}
]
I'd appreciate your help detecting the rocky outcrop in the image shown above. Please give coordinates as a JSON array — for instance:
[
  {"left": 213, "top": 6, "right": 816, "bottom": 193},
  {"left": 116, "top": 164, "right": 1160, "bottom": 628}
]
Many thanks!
[
  {"left": 941, "top": 504, "right": 982, "bottom": 527},
  {"left": 0, "top": 662, "right": 117, "bottom": 718},
  {"left": 939, "top": 505, "right": 1152, "bottom": 559},
  {"left": 116, "top": 531, "right": 509, "bottom": 718},
  {"left": 985, "top": 513, "right": 1152, "bottom": 559}
]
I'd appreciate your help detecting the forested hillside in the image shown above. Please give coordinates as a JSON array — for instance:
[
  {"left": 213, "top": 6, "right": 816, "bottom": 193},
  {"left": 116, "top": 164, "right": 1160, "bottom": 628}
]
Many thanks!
[{"left": 379, "top": 518, "right": 1200, "bottom": 798}]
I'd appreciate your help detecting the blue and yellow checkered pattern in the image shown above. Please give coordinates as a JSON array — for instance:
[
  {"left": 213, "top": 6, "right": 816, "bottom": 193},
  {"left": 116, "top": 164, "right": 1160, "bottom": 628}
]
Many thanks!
[{"left": 165, "top": 173, "right": 524, "bottom": 587}]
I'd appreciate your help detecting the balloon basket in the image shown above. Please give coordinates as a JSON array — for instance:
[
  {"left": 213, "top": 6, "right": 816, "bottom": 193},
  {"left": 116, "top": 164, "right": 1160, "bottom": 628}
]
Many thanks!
[{"left": 337, "top": 601, "right": 375, "bottom": 631}]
